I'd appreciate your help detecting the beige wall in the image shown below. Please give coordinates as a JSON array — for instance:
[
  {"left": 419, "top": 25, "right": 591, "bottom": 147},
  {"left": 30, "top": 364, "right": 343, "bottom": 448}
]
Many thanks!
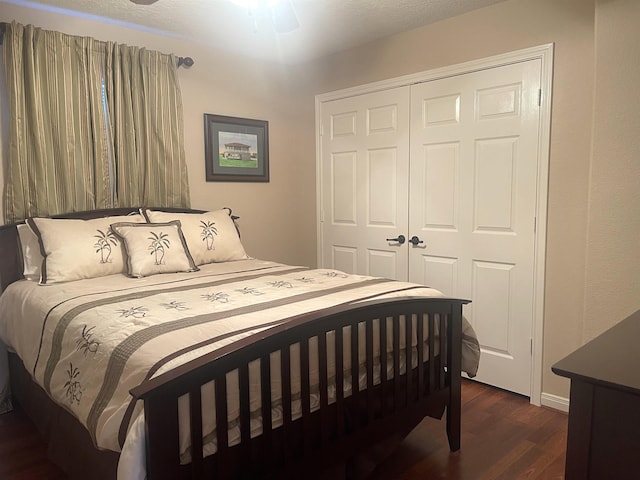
[
  {"left": 0, "top": 3, "right": 318, "bottom": 268},
  {"left": 584, "top": 0, "right": 640, "bottom": 336},
  {"left": 2, "top": 0, "right": 638, "bottom": 401}
]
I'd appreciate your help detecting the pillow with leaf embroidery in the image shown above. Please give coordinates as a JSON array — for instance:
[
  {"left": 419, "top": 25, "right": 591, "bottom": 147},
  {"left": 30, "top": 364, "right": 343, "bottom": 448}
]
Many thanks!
[
  {"left": 143, "top": 209, "right": 249, "bottom": 266},
  {"left": 110, "top": 221, "right": 198, "bottom": 278},
  {"left": 26, "top": 214, "right": 145, "bottom": 284}
]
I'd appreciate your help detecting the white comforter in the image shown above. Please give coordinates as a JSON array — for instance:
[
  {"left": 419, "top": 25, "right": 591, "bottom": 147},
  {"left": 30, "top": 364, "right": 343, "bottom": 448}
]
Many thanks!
[{"left": 0, "top": 259, "right": 479, "bottom": 479}]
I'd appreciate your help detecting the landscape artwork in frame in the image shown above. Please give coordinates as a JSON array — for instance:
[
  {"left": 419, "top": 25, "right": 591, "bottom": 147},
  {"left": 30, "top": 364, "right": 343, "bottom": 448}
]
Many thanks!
[{"left": 204, "top": 114, "right": 269, "bottom": 182}]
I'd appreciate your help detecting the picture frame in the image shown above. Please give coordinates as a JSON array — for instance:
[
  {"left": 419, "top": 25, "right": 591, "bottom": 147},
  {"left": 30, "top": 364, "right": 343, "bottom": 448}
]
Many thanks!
[{"left": 204, "top": 114, "right": 269, "bottom": 182}]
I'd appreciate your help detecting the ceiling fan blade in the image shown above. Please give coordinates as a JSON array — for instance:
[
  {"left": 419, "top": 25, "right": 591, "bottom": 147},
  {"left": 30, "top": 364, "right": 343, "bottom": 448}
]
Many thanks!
[
  {"left": 130, "top": 0, "right": 160, "bottom": 5},
  {"left": 270, "top": 0, "right": 299, "bottom": 33}
]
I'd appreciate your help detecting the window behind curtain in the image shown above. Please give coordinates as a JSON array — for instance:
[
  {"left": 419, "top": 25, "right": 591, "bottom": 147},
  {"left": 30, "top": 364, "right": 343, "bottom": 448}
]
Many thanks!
[
  {"left": 1, "top": 21, "right": 190, "bottom": 224},
  {"left": 101, "top": 77, "right": 116, "bottom": 208}
]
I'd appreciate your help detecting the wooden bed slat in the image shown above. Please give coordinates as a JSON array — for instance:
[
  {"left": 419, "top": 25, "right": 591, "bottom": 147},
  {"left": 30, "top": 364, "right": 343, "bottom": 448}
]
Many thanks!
[
  {"left": 393, "top": 315, "right": 401, "bottom": 412},
  {"left": 349, "top": 322, "right": 359, "bottom": 432},
  {"left": 318, "top": 332, "right": 330, "bottom": 446},
  {"left": 406, "top": 313, "right": 413, "bottom": 404},
  {"left": 238, "top": 363, "right": 251, "bottom": 468},
  {"left": 188, "top": 387, "right": 204, "bottom": 477},
  {"left": 281, "top": 345, "right": 292, "bottom": 462},
  {"left": 214, "top": 375, "right": 229, "bottom": 478},
  {"left": 417, "top": 314, "right": 424, "bottom": 396},
  {"left": 335, "top": 326, "right": 345, "bottom": 439},
  {"left": 300, "top": 337, "right": 312, "bottom": 455},
  {"left": 429, "top": 314, "right": 436, "bottom": 393},
  {"left": 440, "top": 314, "right": 447, "bottom": 390},
  {"left": 447, "top": 310, "right": 463, "bottom": 452},
  {"left": 380, "top": 316, "right": 388, "bottom": 413},
  {"left": 366, "top": 319, "right": 374, "bottom": 423},
  {"left": 259, "top": 353, "right": 273, "bottom": 464}
]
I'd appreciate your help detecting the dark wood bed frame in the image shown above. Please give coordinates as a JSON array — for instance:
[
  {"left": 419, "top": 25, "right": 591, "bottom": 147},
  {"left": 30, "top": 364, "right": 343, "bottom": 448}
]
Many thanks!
[{"left": 0, "top": 208, "right": 469, "bottom": 480}]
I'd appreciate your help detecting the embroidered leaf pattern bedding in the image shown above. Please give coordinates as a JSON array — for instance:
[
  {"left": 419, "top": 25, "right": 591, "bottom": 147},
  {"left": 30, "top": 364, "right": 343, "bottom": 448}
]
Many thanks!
[
  {"left": 162, "top": 301, "right": 189, "bottom": 311},
  {"left": 76, "top": 325, "right": 100, "bottom": 355},
  {"left": 148, "top": 232, "right": 170, "bottom": 265},
  {"left": 64, "top": 363, "right": 83, "bottom": 405},
  {"left": 201, "top": 292, "right": 230, "bottom": 303},
  {"left": 94, "top": 228, "right": 118, "bottom": 264},
  {"left": 200, "top": 220, "right": 218, "bottom": 250},
  {"left": 117, "top": 306, "right": 149, "bottom": 319}
]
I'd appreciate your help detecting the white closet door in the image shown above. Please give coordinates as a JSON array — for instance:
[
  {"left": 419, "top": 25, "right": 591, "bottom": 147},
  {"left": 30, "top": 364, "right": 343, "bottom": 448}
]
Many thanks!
[
  {"left": 409, "top": 60, "right": 542, "bottom": 396},
  {"left": 320, "top": 87, "right": 410, "bottom": 279}
]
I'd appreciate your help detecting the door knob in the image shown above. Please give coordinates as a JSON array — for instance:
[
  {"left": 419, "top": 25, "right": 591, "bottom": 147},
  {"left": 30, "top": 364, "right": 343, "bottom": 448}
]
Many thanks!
[
  {"left": 409, "top": 235, "right": 424, "bottom": 246},
  {"left": 386, "top": 234, "right": 406, "bottom": 245}
]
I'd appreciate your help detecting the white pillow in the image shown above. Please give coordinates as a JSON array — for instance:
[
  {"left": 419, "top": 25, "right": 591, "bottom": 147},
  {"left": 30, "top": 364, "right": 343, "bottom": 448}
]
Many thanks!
[
  {"left": 110, "top": 221, "right": 198, "bottom": 278},
  {"left": 26, "top": 214, "right": 145, "bottom": 284},
  {"left": 17, "top": 224, "right": 44, "bottom": 281},
  {"left": 143, "top": 209, "right": 249, "bottom": 266}
]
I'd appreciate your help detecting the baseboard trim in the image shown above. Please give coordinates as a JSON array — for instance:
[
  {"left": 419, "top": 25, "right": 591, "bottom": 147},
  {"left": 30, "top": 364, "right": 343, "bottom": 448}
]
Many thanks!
[{"left": 541, "top": 392, "right": 570, "bottom": 413}]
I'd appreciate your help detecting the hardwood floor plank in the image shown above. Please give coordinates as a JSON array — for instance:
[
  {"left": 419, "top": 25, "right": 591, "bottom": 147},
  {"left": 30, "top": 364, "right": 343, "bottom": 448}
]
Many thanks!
[
  {"left": 534, "top": 454, "right": 566, "bottom": 480},
  {"left": 0, "top": 380, "right": 567, "bottom": 479},
  {"left": 370, "top": 380, "right": 568, "bottom": 480}
]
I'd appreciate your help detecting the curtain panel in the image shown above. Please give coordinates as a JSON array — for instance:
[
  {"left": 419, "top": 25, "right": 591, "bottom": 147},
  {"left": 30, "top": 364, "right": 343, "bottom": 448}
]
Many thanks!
[
  {"left": 107, "top": 44, "right": 190, "bottom": 208},
  {"left": 2, "top": 23, "right": 112, "bottom": 223},
  {"left": 2, "top": 22, "right": 190, "bottom": 224}
]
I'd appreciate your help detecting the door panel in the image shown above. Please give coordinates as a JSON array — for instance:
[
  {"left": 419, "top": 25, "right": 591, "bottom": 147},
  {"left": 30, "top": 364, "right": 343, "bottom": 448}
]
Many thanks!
[
  {"left": 409, "top": 60, "right": 541, "bottom": 396},
  {"left": 418, "top": 255, "right": 458, "bottom": 295},
  {"left": 320, "top": 87, "right": 410, "bottom": 279},
  {"left": 422, "top": 142, "right": 459, "bottom": 230}
]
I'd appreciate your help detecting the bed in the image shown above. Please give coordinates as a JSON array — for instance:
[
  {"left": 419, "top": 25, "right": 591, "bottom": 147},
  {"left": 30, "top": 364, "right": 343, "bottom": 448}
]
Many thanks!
[{"left": 0, "top": 207, "right": 479, "bottom": 479}]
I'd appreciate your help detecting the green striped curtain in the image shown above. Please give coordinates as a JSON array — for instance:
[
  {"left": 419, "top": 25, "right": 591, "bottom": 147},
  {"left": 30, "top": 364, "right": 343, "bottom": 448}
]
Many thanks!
[
  {"left": 3, "top": 23, "right": 111, "bottom": 223},
  {"left": 2, "top": 22, "right": 190, "bottom": 223},
  {"left": 106, "top": 44, "right": 190, "bottom": 208}
]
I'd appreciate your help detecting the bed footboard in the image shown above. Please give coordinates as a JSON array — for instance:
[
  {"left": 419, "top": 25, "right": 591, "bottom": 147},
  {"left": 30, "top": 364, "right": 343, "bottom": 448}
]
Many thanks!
[{"left": 130, "top": 297, "right": 468, "bottom": 479}]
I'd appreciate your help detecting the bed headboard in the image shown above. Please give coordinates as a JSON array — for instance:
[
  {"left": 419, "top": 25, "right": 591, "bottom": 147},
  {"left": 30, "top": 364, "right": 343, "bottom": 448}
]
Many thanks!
[
  {"left": 0, "top": 207, "right": 206, "bottom": 295},
  {"left": 0, "top": 223, "right": 21, "bottom": 294}
]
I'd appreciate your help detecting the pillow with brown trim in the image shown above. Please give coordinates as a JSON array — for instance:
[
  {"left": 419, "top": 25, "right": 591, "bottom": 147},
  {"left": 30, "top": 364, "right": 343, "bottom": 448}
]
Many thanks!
[
  {"left": 26, "top": 214, "right": 145, "bottom": 284},
  {"left": 110, "top": 221, "right": 198, "bottom": 278},
  {"left": 143, "top": 209, "right": 249, "bottom": 266},
  {"left": 17, "top": 224, "right": 44, "bottom": 281}
]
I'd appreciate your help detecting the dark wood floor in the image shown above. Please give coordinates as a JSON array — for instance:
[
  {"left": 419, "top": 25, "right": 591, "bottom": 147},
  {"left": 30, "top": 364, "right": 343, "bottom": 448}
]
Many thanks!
[
  {"left": 0, "top": 380, "right": 567, "bottom": 479},
  {"left": 371, "top": 380, "right": 568, "bottom": 480}
]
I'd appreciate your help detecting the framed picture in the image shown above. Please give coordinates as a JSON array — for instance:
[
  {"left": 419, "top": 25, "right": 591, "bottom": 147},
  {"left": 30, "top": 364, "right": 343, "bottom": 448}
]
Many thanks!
[{"left": 204, "top": 114, "right": 269, "bottom": 182}]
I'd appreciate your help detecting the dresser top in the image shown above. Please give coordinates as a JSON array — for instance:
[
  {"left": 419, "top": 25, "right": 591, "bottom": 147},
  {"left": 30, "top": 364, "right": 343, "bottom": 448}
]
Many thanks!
[{"left": 552, "top": 309, "right": 640, "bottom": 395}]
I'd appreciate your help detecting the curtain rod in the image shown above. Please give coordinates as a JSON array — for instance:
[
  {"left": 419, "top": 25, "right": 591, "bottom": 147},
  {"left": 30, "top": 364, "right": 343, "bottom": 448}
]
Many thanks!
[{"left": 0, "top": 22, "right": 194, "bottom": 68}]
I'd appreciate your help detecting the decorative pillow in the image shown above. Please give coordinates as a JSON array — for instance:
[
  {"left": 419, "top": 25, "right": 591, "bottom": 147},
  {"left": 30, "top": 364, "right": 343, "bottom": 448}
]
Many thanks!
[
  {"left": 143, "top": 209, "right": 249, "bottom": 266},
  {"left": 26, "top": 214, "right": 145, "bottom": 284},
  {"left": 110, "top": 221, "right": 198, "bottom": 278},
  {"left": 17, "top": 224, "right": 44, "bottom": 281}
]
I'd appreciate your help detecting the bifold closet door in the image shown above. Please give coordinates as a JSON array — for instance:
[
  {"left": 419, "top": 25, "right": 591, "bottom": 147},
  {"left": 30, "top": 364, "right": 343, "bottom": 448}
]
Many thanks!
[
  {"left": 320, "top": 87, "right": 410, "bottom": 280},
  {"left": 408, "top": 60, "right": 542, "bottom": 396},
  {"left": 319, "top": 59, "right": 543, "bottom": 396}
]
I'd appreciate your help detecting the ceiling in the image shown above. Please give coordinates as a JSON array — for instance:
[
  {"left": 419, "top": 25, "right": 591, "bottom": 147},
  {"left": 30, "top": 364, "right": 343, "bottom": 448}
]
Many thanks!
[{"left": 3, "top": 0, "right": 508, "bottom": 63}]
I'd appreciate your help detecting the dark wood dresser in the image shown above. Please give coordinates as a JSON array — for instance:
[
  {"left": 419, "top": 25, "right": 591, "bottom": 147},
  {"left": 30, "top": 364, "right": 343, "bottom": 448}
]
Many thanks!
[{"left": 552, "top": 309, "right": 640, "bottom": 479}]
